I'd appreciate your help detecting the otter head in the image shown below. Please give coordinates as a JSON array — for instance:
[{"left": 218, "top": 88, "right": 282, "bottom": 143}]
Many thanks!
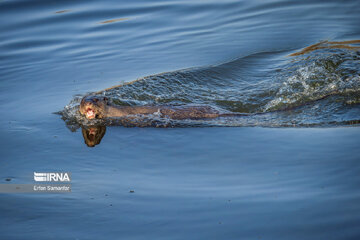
[{"left": 79, "top": 95, "right": 109, "bottom": 119}]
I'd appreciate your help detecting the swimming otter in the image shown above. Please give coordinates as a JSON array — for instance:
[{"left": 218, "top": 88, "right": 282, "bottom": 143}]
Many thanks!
[{"left": 79, "top": 95, "right": 241, "bottom": 120}]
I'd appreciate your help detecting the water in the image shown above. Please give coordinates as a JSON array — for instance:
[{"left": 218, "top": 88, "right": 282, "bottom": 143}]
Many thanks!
[{"left": 1, "top": 0, "right": 360, "bottom": 239}]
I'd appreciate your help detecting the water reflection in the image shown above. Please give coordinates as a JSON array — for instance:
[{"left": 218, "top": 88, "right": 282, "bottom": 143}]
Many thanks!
[
  {"left": 54, "top": 10, "right": 70, "bottom": 14},
  {"left": 99, "top": 18, "right": 129, "bottom": 24},
  {"left": 78, "top": 119, "right": 359, "bottom": 148},
  {"left": 290, "top": 40, "right": 360, "bottom": 56},
  {"left": 81, "top": 126, "right": 106, "bottom": 147}
]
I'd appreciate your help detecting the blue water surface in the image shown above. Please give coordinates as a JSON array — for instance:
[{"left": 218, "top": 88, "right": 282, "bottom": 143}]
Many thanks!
[{"left": 0, "top": 0, "right": 360, "bottom": 239}]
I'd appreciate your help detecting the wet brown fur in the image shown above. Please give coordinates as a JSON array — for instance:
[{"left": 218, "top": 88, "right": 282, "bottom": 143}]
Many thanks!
[{"left": 80, "top": 95, "right": 223, "bottom": 120}]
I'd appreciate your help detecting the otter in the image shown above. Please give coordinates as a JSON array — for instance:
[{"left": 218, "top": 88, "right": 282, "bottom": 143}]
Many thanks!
[{"left": 79, "top": 95, "right": 245, "bottom": 120}]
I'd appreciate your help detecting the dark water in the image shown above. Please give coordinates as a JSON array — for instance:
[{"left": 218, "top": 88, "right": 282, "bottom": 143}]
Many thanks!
[{"left": 1, "top": 0, "right": 360, "bottom": 239}]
